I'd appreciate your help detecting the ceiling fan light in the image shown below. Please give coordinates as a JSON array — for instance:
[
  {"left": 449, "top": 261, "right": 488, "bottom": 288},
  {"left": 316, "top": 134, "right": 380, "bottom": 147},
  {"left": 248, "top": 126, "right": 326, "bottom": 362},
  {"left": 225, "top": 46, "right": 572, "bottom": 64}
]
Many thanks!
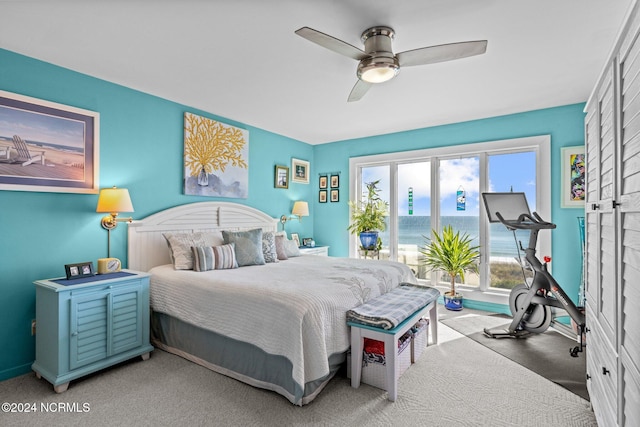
[{"left": 357, "top": 58, "right": 399, "bottom": 84}]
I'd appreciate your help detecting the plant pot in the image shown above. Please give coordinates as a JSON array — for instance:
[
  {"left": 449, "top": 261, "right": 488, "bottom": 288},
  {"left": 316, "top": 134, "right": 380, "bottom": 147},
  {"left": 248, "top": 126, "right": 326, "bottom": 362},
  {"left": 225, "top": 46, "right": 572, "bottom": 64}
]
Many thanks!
[
  {"left": 359, "top": 231, "right": 379, "bottom": 250},
  {"left": 443, "top": 293, "right": 463, "bottom": 311}
]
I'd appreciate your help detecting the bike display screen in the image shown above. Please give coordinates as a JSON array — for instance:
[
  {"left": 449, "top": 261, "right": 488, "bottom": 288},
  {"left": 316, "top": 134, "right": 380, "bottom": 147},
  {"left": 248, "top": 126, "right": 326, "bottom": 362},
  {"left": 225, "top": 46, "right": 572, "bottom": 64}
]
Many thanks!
[{"left": 482, "top": 192, "right": 532, "bottom": 223}]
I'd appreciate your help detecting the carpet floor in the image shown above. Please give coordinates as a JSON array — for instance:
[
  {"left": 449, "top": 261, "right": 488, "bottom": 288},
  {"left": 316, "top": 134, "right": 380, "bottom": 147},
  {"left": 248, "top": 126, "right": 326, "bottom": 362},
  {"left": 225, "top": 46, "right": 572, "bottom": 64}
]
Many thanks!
[
  {"left": 440, "top": 312, "right": 588, "bottom": 401},
  {"left": 0, "top": 315, "right": 596, "bottom": 426}
]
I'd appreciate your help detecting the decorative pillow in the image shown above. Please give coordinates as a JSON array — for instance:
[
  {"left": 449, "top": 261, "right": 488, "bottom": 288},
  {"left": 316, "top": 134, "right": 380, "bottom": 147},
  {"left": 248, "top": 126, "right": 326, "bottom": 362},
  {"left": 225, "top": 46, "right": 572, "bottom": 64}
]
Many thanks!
[
  {"left": 191, "top": 244, "right": 238, "bottom": 271},
  {"left": 163, "top": 231, "right": 225, "bottom": 270},
  {"left": 222, "top": 228, "right": 266, "bottom": 267},
  {"left": 275, "top": 235, "right": 288, "bottom": 260},
  {"left": 283, "top": 238, "right": 301, "bottom": 257},
  {"left": 262, "top": 231, "right": 278, "bottom": 263}
]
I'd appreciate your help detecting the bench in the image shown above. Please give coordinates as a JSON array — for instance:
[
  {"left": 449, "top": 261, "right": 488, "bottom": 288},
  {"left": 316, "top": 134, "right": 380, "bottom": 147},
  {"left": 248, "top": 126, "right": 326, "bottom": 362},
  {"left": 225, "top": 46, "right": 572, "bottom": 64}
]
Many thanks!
[{"left": 346, "top": 284, "right": 440, "bottom": 401}]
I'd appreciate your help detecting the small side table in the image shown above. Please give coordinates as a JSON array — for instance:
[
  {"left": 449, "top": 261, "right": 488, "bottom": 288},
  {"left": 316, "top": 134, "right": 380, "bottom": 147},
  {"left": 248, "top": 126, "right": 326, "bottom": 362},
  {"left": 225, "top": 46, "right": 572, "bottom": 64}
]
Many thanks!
[
  {"left": 32, "top": 270, "right": 153, "bottom": 393},
  {"left": 299, "top": 246, "right": 329, "bottom": 256},
  {"left": 359, "top": 249, "right": 379, "bottom": 259}
]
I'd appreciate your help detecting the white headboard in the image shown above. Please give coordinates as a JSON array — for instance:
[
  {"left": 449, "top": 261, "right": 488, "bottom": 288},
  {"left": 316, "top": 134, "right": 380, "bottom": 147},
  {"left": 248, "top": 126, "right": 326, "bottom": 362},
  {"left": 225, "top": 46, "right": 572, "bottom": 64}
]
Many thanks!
[{"left": 127, "top": 201, "right": 279, "bottom": 272}]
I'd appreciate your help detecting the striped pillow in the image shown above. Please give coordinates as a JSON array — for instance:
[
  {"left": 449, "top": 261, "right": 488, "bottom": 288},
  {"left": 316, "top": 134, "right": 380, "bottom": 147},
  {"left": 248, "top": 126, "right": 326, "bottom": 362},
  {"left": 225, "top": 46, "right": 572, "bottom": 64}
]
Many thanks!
[{"left": 191, "top": 243, "right": 238, "bottom": 271}]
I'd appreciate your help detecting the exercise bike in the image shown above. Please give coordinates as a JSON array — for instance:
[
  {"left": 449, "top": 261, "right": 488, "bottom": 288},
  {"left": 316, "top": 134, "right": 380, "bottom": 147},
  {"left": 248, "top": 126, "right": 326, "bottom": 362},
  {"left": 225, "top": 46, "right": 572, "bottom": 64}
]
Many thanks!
[{"left": 481, "top": 192, "right": 586, "bottom": 358}]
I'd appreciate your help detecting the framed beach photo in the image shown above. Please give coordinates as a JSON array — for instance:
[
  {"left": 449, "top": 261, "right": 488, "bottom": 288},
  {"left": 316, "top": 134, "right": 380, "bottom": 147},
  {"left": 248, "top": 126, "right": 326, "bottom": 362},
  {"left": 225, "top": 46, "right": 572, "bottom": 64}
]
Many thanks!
[
  {"left": 274, "top": 165, "right": 289, "bottom": 189},
  {"left": 560, "top": 146, "right": 585, "bottom": 208},
  {"left": 291, "top": 158, "right": 310, "bottom": 184},
  {"left": 0, "top": 90, "right": 99, "bottom": 194}
]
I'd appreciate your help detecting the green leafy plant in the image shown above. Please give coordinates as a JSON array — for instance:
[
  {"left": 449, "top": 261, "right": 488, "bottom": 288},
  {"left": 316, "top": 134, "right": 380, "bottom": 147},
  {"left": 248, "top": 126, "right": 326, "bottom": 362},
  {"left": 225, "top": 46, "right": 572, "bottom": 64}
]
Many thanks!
[
  {"left": 420, "top": 225, "right": 480, "bottom": 297},
  {"left": 347, "top": 180, "right": 388, "bottom": 235}
]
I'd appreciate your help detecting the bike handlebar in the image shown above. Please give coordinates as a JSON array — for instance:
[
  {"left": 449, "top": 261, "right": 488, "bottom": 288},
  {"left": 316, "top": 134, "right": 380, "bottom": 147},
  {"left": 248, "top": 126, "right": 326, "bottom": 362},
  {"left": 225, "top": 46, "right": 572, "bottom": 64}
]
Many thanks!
[{"left": 495, "top": 211, "right": 556, "bottom": 230}]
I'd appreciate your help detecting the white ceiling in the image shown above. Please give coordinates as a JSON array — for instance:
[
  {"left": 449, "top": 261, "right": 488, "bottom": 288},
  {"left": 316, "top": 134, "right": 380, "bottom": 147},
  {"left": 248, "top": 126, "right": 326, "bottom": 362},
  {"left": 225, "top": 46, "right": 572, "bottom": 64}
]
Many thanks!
[{"left": 0, "top": 0, "right": 633, "bottom": 144}]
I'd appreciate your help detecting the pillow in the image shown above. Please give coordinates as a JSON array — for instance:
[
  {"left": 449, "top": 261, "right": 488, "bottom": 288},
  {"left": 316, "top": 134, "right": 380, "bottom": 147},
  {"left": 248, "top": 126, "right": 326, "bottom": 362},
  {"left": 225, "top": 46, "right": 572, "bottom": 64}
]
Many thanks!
[
  {"left": 275, "top": 235, "right": 288, "bottom": 260},
  {"left": 192, "top": 244, "right": 238, "bottom": 271},
  {"left": 222, "top": 228, "right": 266, "bottom": 267},
  {"left": 262, "top": 231, "right": 278, "bottom": 263},
  {"left": 283, "top": 238, "right": 301, "bottom": 258},
  {"left": 163, "top": 231, "right": 225, "bottom": 270}
]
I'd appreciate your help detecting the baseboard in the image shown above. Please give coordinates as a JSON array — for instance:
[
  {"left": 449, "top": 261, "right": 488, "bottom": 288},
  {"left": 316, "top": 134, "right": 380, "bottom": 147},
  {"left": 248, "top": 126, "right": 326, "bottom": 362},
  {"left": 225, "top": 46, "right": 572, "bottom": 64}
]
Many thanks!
[{"left": 0, "top": 362, "right": 33, "bottom": 382}]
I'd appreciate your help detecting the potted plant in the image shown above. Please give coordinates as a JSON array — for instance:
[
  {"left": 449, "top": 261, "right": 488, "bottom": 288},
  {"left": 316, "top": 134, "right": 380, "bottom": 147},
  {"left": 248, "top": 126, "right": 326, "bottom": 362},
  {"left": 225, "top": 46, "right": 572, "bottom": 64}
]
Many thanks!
[
  {"left": 347, "top": 180, "right": 388, "bottom": 251},
  {"left": 420, "top": 225, "right": 480, "bottom": 311}
]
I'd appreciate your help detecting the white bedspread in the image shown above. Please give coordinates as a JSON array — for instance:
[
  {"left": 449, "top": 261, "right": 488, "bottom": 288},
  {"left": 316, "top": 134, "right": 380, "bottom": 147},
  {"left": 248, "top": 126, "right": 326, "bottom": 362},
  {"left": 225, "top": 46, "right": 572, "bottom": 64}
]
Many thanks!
[{"left": 149, "top": 255, "right": 416, "bottom": 390}]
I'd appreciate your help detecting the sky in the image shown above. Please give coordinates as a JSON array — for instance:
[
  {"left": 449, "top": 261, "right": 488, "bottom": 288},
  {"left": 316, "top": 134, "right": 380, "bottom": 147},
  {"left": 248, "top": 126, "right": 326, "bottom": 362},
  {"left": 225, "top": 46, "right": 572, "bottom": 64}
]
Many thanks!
[
  {"left": 0, "top": 105, "right": 86, "bottom": 149},
  {"left": 361, "top": 150, "right": 536, "bottom": 217}
]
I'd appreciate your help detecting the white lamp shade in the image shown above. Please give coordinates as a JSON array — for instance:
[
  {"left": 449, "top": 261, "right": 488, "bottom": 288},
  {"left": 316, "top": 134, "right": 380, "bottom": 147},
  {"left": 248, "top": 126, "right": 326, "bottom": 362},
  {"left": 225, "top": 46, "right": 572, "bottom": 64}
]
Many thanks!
[
  {"left": 96, "top": 187, "right": 134, "bottom": 213},
  {"left": 292, "top": 201, "right": 309, "bottom": 217}
]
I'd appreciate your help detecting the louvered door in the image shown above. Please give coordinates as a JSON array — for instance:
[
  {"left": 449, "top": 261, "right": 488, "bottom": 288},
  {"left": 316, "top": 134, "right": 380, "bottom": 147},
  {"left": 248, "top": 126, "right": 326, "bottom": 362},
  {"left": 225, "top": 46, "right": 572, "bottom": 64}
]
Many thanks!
[
  {"left": 619, "top": 12, "right": 640, "bottom": 425},
  {"left": 69, "top": 282, "right": 143, "bottom": 370},
  {"left": 585, "top": 62, "right": 619, "bottom": 427}
]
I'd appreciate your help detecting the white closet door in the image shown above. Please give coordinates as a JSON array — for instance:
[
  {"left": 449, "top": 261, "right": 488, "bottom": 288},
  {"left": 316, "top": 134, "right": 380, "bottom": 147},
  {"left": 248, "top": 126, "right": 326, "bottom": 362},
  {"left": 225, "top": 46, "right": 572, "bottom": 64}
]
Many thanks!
[{"left": 619, "top": 14, "right": 640, "bottom": 425}]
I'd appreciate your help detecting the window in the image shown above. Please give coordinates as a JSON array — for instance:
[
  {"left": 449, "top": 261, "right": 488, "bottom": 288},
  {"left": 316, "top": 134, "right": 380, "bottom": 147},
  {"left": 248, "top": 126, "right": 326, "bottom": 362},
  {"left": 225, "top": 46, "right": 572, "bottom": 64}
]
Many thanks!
[{"left": 349, "top": 136, "right": 550, "bottom": 293}]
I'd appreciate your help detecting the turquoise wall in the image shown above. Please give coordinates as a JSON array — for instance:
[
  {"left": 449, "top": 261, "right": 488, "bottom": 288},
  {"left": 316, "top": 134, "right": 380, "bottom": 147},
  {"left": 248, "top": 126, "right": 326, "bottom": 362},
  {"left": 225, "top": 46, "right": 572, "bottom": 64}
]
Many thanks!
[
  {"left": 0, "top": 49, "right": 313, "bottom": 380},
  {"left": 313, "top": 104, "right": 586, "bottom": 306},
  {"left": 0, "top": 47, "right": 586, "bottom": 382}
]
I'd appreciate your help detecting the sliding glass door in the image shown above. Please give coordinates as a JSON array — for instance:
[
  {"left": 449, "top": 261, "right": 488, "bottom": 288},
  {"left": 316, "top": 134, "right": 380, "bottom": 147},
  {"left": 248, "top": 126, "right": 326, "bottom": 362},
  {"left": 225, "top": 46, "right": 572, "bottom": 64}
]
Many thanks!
[{"left": 349, "top": 136, "right": 550, "bottom": 292}]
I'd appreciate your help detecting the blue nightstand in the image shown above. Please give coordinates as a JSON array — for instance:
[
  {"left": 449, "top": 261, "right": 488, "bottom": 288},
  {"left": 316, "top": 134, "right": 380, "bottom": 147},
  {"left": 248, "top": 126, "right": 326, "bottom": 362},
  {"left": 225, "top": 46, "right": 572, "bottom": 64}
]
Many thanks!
[{"left": 32, "top": 270, "right": 154, "bottom": 393}]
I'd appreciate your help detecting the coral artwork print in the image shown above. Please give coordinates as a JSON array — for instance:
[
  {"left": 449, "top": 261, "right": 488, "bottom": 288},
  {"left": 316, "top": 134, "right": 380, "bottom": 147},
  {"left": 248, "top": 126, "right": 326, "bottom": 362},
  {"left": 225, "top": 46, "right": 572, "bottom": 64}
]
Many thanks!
[{"left": 184, "top": 112, "right": 249, "bottom": 198}]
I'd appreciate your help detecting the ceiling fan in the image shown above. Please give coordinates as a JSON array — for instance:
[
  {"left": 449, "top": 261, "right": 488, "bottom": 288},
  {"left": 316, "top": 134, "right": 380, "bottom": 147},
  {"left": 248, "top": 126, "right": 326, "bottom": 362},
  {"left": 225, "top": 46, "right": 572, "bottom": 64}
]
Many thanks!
[{"left": 295, "top": 26, "right": 487, "bottom": 102}]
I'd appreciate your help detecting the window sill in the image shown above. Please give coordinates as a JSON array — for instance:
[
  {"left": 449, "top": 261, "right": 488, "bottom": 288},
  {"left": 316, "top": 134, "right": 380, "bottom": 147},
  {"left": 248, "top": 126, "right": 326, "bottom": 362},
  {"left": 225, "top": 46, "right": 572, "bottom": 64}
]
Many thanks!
[{"left": 418, "top": 280, "right": 511, "bottom": 315}]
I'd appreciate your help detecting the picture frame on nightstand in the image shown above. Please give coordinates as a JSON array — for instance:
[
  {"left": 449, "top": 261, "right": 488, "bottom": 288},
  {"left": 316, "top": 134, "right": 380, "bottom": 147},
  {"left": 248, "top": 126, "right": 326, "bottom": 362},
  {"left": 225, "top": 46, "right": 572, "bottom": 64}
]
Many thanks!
[{"left": 64, "top": 261, "right": 94, "bottom": 279}]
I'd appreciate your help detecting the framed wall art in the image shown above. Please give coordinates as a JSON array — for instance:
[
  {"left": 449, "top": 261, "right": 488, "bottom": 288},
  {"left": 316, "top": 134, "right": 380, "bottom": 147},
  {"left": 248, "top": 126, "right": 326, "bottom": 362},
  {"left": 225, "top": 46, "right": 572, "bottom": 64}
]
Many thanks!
[
  {"left": 291, "top": 158, "right": 310, "bottom": 184},
  {"left": 184, "top": 112, "right": 249, "bottom": 198},
  {"left": 330, "top": 189, "right": 339, "bottom": 202},
  {"left": 560, "top": 146, "right": 585, "bottom": 208},
  {"left": 274, "top": 165, "right": 289, "bottom": 189},
  {"left": 319, "top": 190, "right": 327, "bottom": 203},
  {"left": 330, "top": 174, "right": 339, "bottom": 188},
  {"left": 0, "top": 90, "right": 100, "bottom": 194},
  {"left": 319, "top": 175, "right": 328, "bottom": 189}
]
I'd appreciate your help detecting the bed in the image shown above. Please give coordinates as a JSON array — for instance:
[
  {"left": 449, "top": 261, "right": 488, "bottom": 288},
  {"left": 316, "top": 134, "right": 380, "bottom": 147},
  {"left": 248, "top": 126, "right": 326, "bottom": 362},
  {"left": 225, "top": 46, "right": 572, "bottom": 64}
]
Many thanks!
[{"left": 127, "top": 201, "right": 417, "bottom": 405}]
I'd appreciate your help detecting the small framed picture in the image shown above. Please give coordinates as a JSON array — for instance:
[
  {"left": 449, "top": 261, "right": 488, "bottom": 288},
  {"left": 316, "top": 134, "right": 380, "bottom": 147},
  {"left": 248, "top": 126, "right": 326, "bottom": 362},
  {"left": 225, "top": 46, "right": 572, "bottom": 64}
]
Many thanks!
[
  {"left": 330, "top": 174, "right": 339, "bottom": 188},
  {"left": 560, "top": 146, "right": 585, "bottom": 208},
  {"left": 291, "top": 158, "right": 310, "bottom": 184},
  {"left": 319, "top": 175, "right": 328, "bottom": 189},
  {"left": 319, "top": 190, "right": 327, "bottom": 203},
  {"left": 274, "top": 165, "right": 289, "bottom": 189},
  {"left": 290, "top": 233, "right": 300, "bottom": 247},
  {"left": 65, "top": 261, "right": 94, "bottom": 280},
  {"left": 330, "top": 189, "right": 339, "bottom": 202},
  {"left": 302, "top": 237, "right": 313, "bottom": 247}
]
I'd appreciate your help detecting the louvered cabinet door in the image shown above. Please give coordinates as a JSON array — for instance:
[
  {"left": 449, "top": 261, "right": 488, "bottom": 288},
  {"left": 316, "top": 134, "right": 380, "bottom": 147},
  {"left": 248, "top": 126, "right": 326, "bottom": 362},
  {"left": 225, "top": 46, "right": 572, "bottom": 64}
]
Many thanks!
[
  {"left": 110, "top": 284, "right": 144, "bottom": 355},
  {"left": 585, "top": 62, "right": 620, "bottom": 426},
  {"left": 69, "top": 292, "right": 109, "bottom": 370},
  {"left": 619, "top": 16, "right": 640, "bottom": 425},
  {"left": 585, "top": 62, "right": 618, "bottom": 343}
]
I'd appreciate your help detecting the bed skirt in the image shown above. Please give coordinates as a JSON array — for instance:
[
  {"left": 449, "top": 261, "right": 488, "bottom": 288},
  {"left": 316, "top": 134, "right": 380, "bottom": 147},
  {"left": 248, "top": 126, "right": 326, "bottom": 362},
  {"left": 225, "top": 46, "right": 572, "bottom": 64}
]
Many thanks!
[{"left": 150, "top": 310, "right": 344, "bottom": 406}]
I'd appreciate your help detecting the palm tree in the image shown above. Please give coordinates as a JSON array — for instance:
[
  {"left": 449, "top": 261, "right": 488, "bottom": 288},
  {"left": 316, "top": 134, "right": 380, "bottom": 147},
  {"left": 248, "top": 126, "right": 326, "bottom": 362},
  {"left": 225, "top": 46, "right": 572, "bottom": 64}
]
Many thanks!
[{"left": 420, "top": 225, "right": 480, "bottom": 299}]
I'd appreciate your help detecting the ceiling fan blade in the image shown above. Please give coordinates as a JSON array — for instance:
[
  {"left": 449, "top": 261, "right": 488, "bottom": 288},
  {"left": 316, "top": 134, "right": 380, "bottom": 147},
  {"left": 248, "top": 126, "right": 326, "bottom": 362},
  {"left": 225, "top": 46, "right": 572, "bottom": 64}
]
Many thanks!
[
  {"left": 397, "top": 40, "right": 488, "bottom": 67},
  {"left": 348, "top": 80, "right": 373, "bottom": 102},
  {"left": 295, "top": 27, "right": 369, "bottom": 61}
]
